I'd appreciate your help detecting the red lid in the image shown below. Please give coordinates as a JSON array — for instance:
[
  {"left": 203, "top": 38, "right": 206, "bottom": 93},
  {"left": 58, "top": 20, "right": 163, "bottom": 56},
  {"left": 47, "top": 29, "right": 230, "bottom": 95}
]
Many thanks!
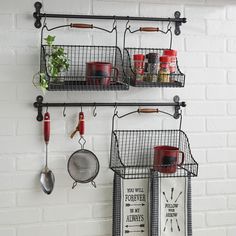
[
  {"left": 163, "top": 49, "right": 177, "bottom": 57},
  {"left": 133, "top": 54, "right": 145, "bottom": 60},
  {"left": 160, "top": 56, "right": 171, "bottom": 63}
]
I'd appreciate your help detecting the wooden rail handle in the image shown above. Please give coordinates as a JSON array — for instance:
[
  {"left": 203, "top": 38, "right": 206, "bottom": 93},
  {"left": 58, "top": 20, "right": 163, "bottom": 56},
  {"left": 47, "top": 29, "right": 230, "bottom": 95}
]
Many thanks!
[
  {"left": 70, "top": 23, "right": 94, "bottom": 29},
  {"left": 139, "top": 27, "right": 159, "bottom": 32},
  {"left": 138, "top": 108, "right": 159, "bottom": 113}
]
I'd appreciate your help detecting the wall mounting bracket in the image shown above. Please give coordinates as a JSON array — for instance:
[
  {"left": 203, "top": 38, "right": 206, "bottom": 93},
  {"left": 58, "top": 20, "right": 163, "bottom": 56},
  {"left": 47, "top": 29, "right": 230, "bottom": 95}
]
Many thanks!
[{"left": 33, "top": 2, "right": 187, "bottom": 35}]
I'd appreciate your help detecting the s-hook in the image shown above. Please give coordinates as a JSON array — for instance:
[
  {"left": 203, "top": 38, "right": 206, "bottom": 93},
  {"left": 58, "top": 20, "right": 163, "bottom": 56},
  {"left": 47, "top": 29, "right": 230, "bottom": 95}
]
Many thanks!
[
  {"left": 63, "top": 104, "right": 66, "bottom": 117},
  {"left": 93, "top": 103, "right": 97, "bottom": 117}
]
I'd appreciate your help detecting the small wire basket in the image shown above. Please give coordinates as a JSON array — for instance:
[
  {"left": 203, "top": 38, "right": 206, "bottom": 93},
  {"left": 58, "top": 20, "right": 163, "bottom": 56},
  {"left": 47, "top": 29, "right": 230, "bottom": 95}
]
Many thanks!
[
  {"left": 39, "top": 23, "right": 129, "bottom": 91},
  {"left": 110, "top": 109, "right": 198, "bottom": 179},
  {"left": 123, "top": 25, "right": 185, "bottom": 87}
]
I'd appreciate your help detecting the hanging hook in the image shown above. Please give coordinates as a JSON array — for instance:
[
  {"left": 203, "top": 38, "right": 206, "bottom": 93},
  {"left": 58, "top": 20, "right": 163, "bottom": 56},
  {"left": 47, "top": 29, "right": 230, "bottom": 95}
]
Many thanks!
[
  {"left": 93, "top": 103, "right": 97, "bottom": 117},
  {"left": 63, "top": 103, "right": 66, "bottom": 117},
  {"left": 80, "top": 104, "right": 83, "bottom": 112},
  {"left": 167, "top": 18, "right": 172, "bottom": 31},
  {"left": 112, "top": 17, "right": 117, "bottom": 29},
  {"left": 46, "top": 104, "right": 48, "bottom": 113},
  {"left": 125, "top": 18, "right": 130, "bottom": 30},
  {"left": 114, "top": 103, "right": 118, "bottom": 115}
]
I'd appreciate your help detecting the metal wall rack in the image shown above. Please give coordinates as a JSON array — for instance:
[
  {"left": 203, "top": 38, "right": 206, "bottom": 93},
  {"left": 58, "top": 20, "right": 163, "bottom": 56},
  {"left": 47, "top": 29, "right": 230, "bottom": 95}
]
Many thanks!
[
  {"left": 34, "top": 95, "right": 186, "bottom": 121},
  {"left": 33, "top": 2, "right": 187, "bottom": 35}
]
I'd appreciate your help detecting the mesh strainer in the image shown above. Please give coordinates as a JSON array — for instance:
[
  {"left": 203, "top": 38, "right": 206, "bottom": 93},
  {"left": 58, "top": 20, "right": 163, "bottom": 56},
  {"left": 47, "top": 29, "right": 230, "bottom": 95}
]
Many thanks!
[{"left": 68, "top": 112, "right": 100, "bottom": 189}]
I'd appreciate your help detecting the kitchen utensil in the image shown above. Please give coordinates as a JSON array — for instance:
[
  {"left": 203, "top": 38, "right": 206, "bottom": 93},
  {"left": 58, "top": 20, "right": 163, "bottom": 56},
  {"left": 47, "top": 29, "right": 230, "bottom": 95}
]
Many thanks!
[
  {"left": 40, "top": 112, "right": 55, "bottom": 194},
  {"left": 154, "top": 145, "right": 185, "bottom": 174},
  {"left": 86, "top": 61, "right": 119, "bottom": 86},
  {"left": 68, "top": 112, "right": 99, "bottom": 189}
]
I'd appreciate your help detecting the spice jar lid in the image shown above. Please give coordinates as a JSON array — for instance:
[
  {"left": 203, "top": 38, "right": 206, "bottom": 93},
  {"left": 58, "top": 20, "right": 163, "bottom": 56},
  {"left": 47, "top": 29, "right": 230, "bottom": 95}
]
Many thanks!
[
  {"left": 147, "top": 53, "right": 159, "bottom": 63},
  {"left": 133, "top": 54, "right": 145, "bottom": 60},
  {"left": 163, "top": 49, "right": 177, "bottom": 57},
  {"left": 160, "top": 55, "right": 171, "bottom": 63}
]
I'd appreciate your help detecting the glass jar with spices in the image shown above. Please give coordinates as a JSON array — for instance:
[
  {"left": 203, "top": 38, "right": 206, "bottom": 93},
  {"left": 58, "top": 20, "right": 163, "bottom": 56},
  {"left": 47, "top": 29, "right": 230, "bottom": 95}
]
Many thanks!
[
  {"left": 163, "top": 49, "right": 177, "bottom": 82},
  {"left": 158, "top": 56, "right": 171, "bottom": 83},
  {"left": 146, "top": 53, "right": 159, "bottom": 82},
  {"left": 133, "top": 54, "right": 145, "bottom": 82}
]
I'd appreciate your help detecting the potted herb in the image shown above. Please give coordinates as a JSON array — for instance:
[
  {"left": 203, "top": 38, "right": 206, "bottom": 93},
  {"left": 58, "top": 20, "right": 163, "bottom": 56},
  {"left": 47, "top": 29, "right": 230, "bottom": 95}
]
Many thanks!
[{"left": 33, "top": 35, "right": 70, "bottom": 93}]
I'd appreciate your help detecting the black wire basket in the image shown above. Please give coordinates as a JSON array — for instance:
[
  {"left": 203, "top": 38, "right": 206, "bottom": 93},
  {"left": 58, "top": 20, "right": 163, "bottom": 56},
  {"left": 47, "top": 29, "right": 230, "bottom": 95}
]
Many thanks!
[
  {"left": 123, "top": 26, "right": 185, "bottom": 87},
  {"left": 39, "top": 23, "right": 129, "bottom": 91},
  {"left": 110, "top": 109, "right": 198, "bottom": 179}
]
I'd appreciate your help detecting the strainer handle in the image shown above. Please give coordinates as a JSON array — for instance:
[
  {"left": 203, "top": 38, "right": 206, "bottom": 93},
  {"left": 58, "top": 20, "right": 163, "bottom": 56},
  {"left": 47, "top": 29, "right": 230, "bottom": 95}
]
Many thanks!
[
  {"left": 72, "top": 182, "right": 78, "bottom": 189},
  {"left": 91, "top": 181, "right": 97, "bottom": 188}
]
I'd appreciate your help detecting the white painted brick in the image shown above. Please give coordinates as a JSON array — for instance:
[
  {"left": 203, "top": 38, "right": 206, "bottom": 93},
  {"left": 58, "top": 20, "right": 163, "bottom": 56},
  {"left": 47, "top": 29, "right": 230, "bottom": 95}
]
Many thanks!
[
  {"left": 43, "top": 205, "right": 92, "bottom": 221},
  {"left": 193, "top": 196, "right": 227, "bottom": 211},
  {"left": 0, "top": 136, "right": 43, "bottom": 154},
  {"left": 228, "top": 163, "right": 236, "bottom": 178},
  {"left": 0, "top": 208, "right": 41, "bottom": 225},
  {"left": 192, "top": 180, "right": 206, "bottom": 196},
  {"left": 92, "top": 203, "right": 112, "bottom": 218},
  {"left": 207, "top": 20, "right": 236, "bottom": 37},
  {"left": 228, "top": 102, "right": 236, "bottom": 114},
  {"left": 198, "top": 164, "right": 226, "bottom": 179},
  {"left": 93, "top": 1, "right": 138, "bottom": 15},
  {"left": 188, "top": 133, "right": 227, "bottom": 148},
  {"left": 95, "top": 168, "right": 113, "bottom": 185},
  {"left": 0, "top": 119, "right": 16, "bottom": 136},
  {"left": 228, "top": 227, "right": 236, "bottom": 236},
  {"left": 93, "top": 135, "right": 111, "bottom": 152},
  {"left": 186, "top": 37, "right": 225, "bottom": 52},
  {"left": 185, "top": 68, "right": 226, "bottom": 84},
  {"left": 207, "top": 149, "right": 236, "bottom": 163},
  {"left": 17, "top": 189, "right": 67, "bottom": 206},
  {"left": 228, "top": 133, "right": 236, "bottom": 147},
  {"left": 163, "top": 117, "right": 205, "bottom": 132},
  {"left": 185, "top": 6, "right": 225, "bottom": 19},
  {"left": 178, "top": 52, "right": 206, "bottom": 68},
  {"left": 163, "top": 86, "right": 205, "bottom": 100},
  {"left": 207, "top": 180, "right": 236, "bottom": 194},
  {"left": 182, "top": 19, "right": 206, "bottom": 36},
  {"left": 17, "top": 224, "right": 66, "bottom": 236},
  {"left": 207, "top": 86, "right": 236, "bottom": 100},
  {"left": 0, "top": 65, "right": 38, "bottom": 82},
  {"left": 16, "top": 48, "right": 39, "bottom": 65},
  {"left": 0, "top": 0, "right": 33, "bottom": 13},
  {"left": 227, "top": 5, "right": 236, "bottom": 20},
  {"left": 227, "top": 70, "right": 236, "bottom": 84},
  {"left": 191, "top": 149, "right": 206, "bottom": 164},
  {"left": 68, "top": 220, "right": 112, "bottom": 236},
  {"left": 192, "top": 213, "right": 205, "bottom": 228},
  {"left": 228, "top": 196, "right": 236, "bottom": 209},
  {"left": 44, "top": 0, "right": 91, "bottom": 14},
  {"left": 0, "top": 228, "right": 15, "bottom": 236},
  {"left": 0, "top": 192, "right": 15, "bottom": 207},
  {"left": 227, "top": 39, "right": 236, "bottom": 52},
  {"left": 193, "top": 228, "right": 226, "bottom": 236},
  {"left": 0, "top": 14, "right": 14, "bottom": 29},
  {"left": 207, "top": 211, "right": 236, "bottom": 226},
  {"left": 0, "top": 84, "right": 16, "bottom": 101},
  {"left": 0, "top": 48, "right": 15, "bottom": 65},
  {"left": 207, "top": 117, "right": 236, "bottom": 132},
  {"left": 117, "top": 87, "right": 162, "bottom": 101},
  {"left": 53, "top": 171, "right": 71, "bottom": 188},
  {"left": 208, "top": 53, "right": 236, "bottom": 68},
  {"left": 68, "top": 186, "right": 113, "bottom": 203},
  {"left": 140, "top": 4, "right": 183, "bottom": 18},
  {"left": 0, "top": 157, "right": 15, "bottom": 172}
]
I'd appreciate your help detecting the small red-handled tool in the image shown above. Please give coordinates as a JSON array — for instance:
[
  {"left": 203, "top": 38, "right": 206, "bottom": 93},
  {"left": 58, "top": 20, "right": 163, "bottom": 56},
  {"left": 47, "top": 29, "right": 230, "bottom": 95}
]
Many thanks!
[
  {"left": 70, "top": 112, "right": 85, "bottom": 138},
  {"left": 44, "top": 112, "right": 50, "bottom": 144}
]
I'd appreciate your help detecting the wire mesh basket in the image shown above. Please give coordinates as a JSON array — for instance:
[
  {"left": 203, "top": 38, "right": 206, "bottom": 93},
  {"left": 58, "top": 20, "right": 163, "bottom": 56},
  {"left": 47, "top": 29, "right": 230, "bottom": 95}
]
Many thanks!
[
  {"left": 123, "top": 26, "right": 185, "bottom": 87},
  {"left": 39, "top": 23, "right": 129, "bottom": 91},
  {"left": 110, "top": 109, "right": 198, "bottom": 179}
]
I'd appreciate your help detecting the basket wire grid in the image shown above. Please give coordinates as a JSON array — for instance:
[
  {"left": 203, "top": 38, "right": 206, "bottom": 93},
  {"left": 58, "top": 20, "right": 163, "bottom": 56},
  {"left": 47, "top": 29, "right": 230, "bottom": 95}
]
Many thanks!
[
  {"left": 110, "top": 110, "right": 198, "bottom": 179},
  {"left": 39, "top": 23, "right": 129, "bottom": 91},
  {"left": 123, "top": 25, "right": 185, "bottom": 87}
]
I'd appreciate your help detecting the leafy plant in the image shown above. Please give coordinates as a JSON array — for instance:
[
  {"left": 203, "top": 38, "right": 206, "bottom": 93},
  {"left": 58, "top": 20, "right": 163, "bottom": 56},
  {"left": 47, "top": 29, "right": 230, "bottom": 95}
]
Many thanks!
[{"left": 34, "top": 35, "right": 70, "bottom": 93}]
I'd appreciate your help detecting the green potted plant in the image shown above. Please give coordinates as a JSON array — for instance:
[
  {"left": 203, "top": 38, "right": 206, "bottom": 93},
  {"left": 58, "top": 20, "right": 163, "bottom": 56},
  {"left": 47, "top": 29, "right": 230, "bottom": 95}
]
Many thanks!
[{"left": 33, "top": 35, "right": 70, "bottom": 93}]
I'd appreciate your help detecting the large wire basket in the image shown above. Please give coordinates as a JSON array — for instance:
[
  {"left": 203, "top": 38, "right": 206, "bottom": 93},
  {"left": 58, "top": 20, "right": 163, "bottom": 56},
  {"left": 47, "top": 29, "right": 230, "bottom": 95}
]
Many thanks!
[
  {"left": 110, "top": 109, "right": 198, "bottom": 179},
  {"left": 123, "top": 26, "right": 185, "bottom": 87},
  {"left": 39, "top": 23, "right": 129, "bottom": 91}
]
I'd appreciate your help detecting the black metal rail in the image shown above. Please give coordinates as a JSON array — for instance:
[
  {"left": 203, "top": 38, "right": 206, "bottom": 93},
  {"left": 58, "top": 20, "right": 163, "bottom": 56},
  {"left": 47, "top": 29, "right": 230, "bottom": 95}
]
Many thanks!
[
  {"left": 33, "top": 2, "right": 187, "bottom": 35},
  {"left": 33, "top": 95, "right": 186, "bottom": 121}
]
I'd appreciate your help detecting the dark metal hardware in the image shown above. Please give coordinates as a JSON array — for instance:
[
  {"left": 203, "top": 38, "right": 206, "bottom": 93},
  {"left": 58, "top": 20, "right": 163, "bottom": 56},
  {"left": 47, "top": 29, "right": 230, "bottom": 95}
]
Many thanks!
[
  {"left": 33, "top": 2, "right": 187, "bottom": 35},
  {"left": 33, "top": 95, "right": 186, "bottom": 121}
]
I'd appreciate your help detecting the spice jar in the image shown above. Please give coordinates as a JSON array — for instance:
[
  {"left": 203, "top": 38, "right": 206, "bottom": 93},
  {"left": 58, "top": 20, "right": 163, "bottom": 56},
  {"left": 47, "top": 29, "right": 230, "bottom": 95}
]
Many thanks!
[
  {"left": 133, "top": 54, "right": 145, "bottom": 82},
  {"left": 158, "top": 56, "right": 171, "bottom": 83},
  {"left": 163, "top": 49, "right": 177, "bottom": 82},
  {"left": 147, "top": 53, "right": 159, "bottom": 82}
]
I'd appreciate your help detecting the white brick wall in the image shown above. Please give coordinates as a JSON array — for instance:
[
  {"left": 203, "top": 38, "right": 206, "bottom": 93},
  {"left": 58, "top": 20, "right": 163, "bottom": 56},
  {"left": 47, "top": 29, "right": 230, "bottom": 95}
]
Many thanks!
[{"left": 0, "top": 0, "right": 236, "bottom": 235}]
